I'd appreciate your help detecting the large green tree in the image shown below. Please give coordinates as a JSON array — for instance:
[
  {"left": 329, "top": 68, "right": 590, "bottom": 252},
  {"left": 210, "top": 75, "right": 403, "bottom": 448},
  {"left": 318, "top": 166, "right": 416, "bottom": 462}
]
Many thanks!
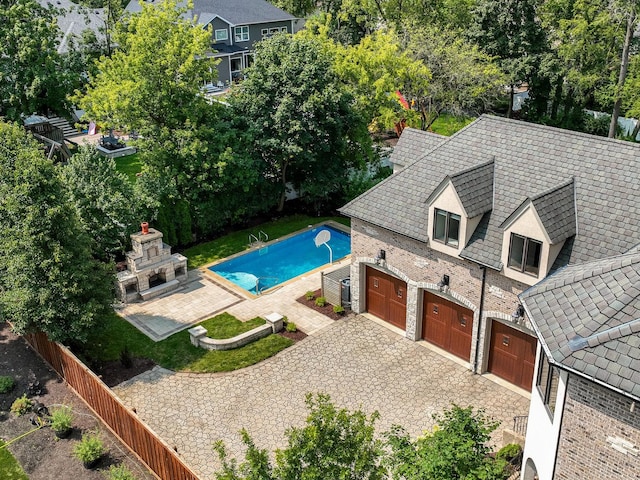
[
  {"left": 386, "top": 405, "right": 508, "bottom": 480},
  {"left": 0, "top": 0, "right": 84, "bottom": 120},
  {"left": 76, "top": 0, "right": 266, "bottom": 243},
  {"left": 60, "top": 146, "right": 137, "bottom": 260},
  {"left": 75, "top": 0, "right": 215, "bottom": 135},
  {"left": 538, "top": 0, "right": 626, "bottom": 124},
  {"left": 214, "top": 393, "right": 386, "bottom": 480},
  {"left": 468, "top": 0, "right": 547, "bottom": 117},
  {"left": 0, "top": 121, "right": 114, "bottom": 343},
  {"left": 331, "top": 28, "right": 431, "bottom": 131},
  {"left": 229, "top": 33, "right": 373, "bottom": 212},
  {"left": 402, "top": 25, "right": 505, "bottom": 130}
]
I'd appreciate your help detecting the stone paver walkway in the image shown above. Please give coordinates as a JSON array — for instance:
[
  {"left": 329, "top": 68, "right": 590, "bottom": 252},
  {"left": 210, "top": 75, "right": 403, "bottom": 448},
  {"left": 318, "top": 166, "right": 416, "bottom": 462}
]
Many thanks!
[
  {"left": 117, "top": 271, "right": 244, "bottom": 341},
  {"left": 114, "top": 316, "right": 529, "bottom": 479}
]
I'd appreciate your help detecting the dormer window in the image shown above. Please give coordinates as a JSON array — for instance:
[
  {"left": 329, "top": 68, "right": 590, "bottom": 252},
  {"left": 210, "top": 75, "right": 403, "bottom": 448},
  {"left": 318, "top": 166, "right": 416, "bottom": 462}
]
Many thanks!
[
  {"left": 433, "top": 209, "right": 460, "bottom": 247},
  {"left": 508, "top": 234, "right": 542, "bottom": 275}
]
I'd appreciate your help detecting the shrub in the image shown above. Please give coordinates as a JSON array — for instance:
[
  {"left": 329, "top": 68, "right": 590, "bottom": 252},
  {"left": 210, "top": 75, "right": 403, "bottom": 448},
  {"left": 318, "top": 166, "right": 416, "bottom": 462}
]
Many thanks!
[
  {"left": 10, "top": 394, "right": 33, "bottom": 416},
  {"left": 333, "top": 305, "right": 345, "bottom": 315},
  {"left": 49, "top": 405, "right": 73, "bottom": 434},
  {"left": 73, "top": 432, "right": 105, "bottom": 465},
  {"left": 496, "top": 443, "right": 522, "bottom": 463},
  {"left": 315, "top": 296, "right": 326, "bottom": 307},
  {"left": 0, "top": 375, "right": 15, "bottom": 393},
  {"left": 285, "top": 322, "right": 298, "bottom": 333},
  {"left": 106, "top": 464, "right": 137, "bottom": 480},
  {"left": 305, "top": 291, "right": 315, "bottom": 301}
]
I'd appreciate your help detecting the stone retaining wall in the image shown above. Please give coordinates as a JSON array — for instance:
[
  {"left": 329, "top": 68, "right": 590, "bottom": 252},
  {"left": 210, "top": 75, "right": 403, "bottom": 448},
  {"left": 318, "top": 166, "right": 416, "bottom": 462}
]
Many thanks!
[{"left": 189, "top": 313, "right": 284, "bottom": 351}]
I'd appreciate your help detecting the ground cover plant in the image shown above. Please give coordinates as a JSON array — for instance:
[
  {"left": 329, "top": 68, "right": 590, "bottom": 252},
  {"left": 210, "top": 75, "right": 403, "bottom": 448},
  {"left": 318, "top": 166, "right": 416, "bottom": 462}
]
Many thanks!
[
  {"left": 184, "top": 214, "right": 350, "bottom": 268},
  {"left": 79, "top": 312, "right": 293, "bottom": 379},
  {"left": 429, "top": 114, "right": 475, "bottom": 136},
  {"left": 0, "top": 440, "right": 29, "bottom": 480},
  {"left": 204, "top": 313, "right": 265, "bottom": 340}
]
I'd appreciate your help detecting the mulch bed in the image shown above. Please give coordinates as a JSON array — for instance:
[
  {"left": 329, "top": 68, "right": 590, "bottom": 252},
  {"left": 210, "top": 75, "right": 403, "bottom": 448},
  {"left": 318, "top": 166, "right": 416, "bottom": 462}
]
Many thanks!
[
  {"left": 93, "top": 357, "right": 158, "bottom": 388},
  {"left": 0, "top": 322, "right": 156, "bottom": 480},
  {"left": 295, "top": 289, "right": 352, "bottom": 321}
]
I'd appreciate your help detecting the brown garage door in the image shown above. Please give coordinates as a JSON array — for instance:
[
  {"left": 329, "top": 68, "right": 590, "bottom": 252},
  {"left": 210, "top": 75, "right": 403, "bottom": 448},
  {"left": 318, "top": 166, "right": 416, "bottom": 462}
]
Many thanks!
[
  {"left": 366, "top": 266, "right": 407, "bottom": 330},
  {"left": 488, "top": 320, "right": 537, "bottom": 390},
  {"left": 422, "top": 292, "right": 474, "bottom": 361}
]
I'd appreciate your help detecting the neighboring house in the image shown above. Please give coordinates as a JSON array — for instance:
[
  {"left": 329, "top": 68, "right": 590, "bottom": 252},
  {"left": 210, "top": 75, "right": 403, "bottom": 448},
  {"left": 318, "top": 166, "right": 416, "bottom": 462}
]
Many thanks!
[
  {"left": 339, "top": 115, "right": 640, "bottom": 396},
  {"left": 519, "top": 252, "right": 640, "bottom": 479},
  {"left": 125, "top": 0, "right": 301, "bottom": 85},
  {"left": 37, "top": 0, "right": 105, "bottom": 54}
]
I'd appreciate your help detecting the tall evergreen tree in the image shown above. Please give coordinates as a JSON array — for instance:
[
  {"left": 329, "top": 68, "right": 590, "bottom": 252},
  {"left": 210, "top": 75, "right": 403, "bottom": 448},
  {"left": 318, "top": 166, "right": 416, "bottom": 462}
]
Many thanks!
[{"left": 0, "top": 121, "right": 114, "bottom": 343}]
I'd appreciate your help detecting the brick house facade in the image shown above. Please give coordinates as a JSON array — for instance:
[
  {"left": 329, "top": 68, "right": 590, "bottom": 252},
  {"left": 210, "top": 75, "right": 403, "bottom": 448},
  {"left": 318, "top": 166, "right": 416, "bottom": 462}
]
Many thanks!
[
  {"left": 341, "top": 116, "right": 640, "bottom": 477},
  {"left": 520, "top": 253, "right": 640, "bottom": 479},
  {"left": 555, "top": 376, "right": 640, "bottom": 479}
]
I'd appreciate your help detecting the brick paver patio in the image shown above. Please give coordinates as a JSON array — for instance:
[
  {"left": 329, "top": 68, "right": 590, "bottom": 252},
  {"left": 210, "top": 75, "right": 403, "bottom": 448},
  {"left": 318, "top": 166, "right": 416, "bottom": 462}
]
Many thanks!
[{"left": 114, "top": 316, "right": 530, "bottom": 479}]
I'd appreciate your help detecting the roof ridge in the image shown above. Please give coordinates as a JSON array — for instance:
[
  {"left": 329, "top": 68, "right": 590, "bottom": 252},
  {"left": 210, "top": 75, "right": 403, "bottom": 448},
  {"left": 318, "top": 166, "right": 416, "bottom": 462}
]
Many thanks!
[
  {"left": 481, "top": 114, "right": 640, "bottom": 151},
  {"left": 450, "top": 157, "right": 494, "bottom": 179},
  {"left": 530, "top": 177, "right": 574, "bottom": 201},
  {"left": 568, "top": 317, "right": 640, "bottom": 351}
]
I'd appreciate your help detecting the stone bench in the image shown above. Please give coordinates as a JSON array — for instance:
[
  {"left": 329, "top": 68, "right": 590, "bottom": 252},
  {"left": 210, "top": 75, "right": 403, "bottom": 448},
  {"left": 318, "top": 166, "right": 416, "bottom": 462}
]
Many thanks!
[
  {"left": 189, "top": 313, "right": 284, "bottom": 351},
  {"left": 139, "top": 279, "right": 180, "bottom": 301}
]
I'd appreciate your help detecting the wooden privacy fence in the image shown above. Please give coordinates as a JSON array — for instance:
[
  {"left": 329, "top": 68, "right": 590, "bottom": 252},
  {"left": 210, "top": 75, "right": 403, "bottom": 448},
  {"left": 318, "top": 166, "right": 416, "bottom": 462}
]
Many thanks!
[{"left": 24, "top": 332, "right": 200, "bottom": 480}]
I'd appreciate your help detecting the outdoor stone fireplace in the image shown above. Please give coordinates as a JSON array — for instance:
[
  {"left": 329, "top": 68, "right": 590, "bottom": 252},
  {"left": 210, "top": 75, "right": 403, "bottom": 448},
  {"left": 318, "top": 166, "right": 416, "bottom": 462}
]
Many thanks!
[{"left": 116, "top": 222, "right": 188, "bottom": 303}]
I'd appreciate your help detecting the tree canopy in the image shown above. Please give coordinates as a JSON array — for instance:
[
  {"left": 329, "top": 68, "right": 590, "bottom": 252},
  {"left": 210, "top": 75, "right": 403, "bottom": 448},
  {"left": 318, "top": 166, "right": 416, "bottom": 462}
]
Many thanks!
[
  {"left": 229, "top": 33, "right": 373, "bottom": 212},
  {"left": 0, "top": 0, "right": 85, "bottom": 121},
  {"left": 60, "top": 146, "right": 138, "bottom": 260},
  {"left": 214, "top": 396, "right": 509, "bottom": 480},
  {"left": 0, "top": 121, "right": 114, "bottom": 343}
]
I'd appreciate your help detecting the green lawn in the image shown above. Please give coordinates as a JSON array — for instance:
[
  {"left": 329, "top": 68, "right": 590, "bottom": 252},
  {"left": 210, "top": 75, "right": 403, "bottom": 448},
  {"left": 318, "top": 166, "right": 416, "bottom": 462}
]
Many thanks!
[
  {"left": 184, "top": 214, "right": 350, "bottom": 268},
  {"left": 114, "top": 153, "right": 143, "bottom": 183},
  {"left": 81, "top": 311, "right": 292, "bottom": 373},
  {"left": 204, "top": 313, "right": 265, "bottom": 339},
  {"left": 430, "top": 114, "right": 475, "bottom": 136},
  {"left": 0, "top": 441, "right": 29, "bottom": 480}
]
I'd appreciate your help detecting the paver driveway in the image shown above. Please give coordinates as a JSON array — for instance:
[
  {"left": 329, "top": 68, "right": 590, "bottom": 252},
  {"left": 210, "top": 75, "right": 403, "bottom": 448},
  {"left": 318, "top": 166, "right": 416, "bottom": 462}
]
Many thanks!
[{"left": 114, "top": 316, "right": 529, "bottom": 479}]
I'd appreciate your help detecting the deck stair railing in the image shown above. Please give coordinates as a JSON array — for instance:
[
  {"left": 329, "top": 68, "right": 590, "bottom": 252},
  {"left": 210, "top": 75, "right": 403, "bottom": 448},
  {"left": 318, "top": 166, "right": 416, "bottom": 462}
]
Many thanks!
[
  {"left": 513, "top": 415, "right": 528, "bottom": 436},
  {"left": 255, "top": 276, "right": 279, "bottom": 295},
  {"left": 258, "top": 230, "right": 269, "bottom": 242}
]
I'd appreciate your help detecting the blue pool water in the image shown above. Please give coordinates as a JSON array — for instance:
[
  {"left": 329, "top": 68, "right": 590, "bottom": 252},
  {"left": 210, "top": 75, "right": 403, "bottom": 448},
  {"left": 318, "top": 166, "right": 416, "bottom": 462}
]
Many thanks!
[{"left": 209, "top": 225, "right": 351, "bottom": 294}]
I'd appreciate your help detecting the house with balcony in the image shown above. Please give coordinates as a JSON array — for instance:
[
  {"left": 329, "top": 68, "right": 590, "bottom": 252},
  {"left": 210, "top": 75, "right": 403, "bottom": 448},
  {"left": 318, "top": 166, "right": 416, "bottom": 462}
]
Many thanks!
[
  {"left": 518, "top": 252, "right": 640, "bottom": 479},
  {"left": 339, "top": 115, "right": 640, "bottom": 396},
  {"left": 126, "top": 0, "right": 300, "bottom": 85}
]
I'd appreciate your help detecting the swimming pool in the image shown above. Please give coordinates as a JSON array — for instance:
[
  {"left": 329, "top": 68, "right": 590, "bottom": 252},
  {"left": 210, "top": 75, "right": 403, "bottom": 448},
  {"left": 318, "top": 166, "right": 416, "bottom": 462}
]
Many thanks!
[{"left": 209, "top": 225, "right": 351, "bottom": 294}]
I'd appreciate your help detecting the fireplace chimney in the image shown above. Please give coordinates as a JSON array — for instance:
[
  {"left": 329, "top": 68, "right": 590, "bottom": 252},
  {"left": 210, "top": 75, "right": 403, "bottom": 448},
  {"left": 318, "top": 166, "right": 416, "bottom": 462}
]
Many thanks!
[{"left": 141, "top": 222, "right": 149, "bottom": 235}]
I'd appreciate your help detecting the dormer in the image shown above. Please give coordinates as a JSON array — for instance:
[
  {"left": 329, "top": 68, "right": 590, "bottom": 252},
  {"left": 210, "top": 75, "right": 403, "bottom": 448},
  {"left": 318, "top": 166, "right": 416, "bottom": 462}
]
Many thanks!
[
  {"left": 426, "top": 160, "right": 494, "bottom": 256},
  {"left": 500, "top": 179, "right": 575, "bottom": 285}
]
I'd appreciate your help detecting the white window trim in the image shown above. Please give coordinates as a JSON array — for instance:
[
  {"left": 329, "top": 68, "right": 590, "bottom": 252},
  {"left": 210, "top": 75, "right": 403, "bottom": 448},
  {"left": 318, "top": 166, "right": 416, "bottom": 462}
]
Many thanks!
[
  {"left": 234, "top": 25, "right": 249, "bottom": 42},
  {"left": 214, "top": 29, "right": 228, "bottom": 41}
]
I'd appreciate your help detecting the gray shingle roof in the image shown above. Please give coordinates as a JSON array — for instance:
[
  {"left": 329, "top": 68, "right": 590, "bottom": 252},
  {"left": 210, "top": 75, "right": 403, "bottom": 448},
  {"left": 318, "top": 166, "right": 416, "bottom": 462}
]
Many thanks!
[
  {"left": 390, "top": 128, "right": 446, "bottom": 169},
  {"left": 520, "top": 252, "right": 640, "bottom": 400},
  {"left": 450, "top": 159, "right": 494, "bottom": 218},
  {"left": 531, "top": 180, "right": 576, "bottom": 244},
  {"left": 126, "top": 0, "right": 295, "bottom": 25},
  {"left": 340, "top": 115, "right": 640, "bottom": 270}
]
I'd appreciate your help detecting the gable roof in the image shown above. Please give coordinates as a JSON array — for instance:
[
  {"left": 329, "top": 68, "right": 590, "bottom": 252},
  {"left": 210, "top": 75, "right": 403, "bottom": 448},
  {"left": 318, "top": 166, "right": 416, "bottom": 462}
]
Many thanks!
[
  {"left": 340, "top": 115, "right": 640, "bottom": 270},
  {"left": 520, "top": 252, "right": 640, "bottom": 400},
  {"left": 126, "top": 0, "right": 295, "bottom": 26},
  {"left": 499, "top": 179, "right": 576, "bottom": 244},
  {"left": 450, "top": 159, "right": 494, "bottom": 218}
]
